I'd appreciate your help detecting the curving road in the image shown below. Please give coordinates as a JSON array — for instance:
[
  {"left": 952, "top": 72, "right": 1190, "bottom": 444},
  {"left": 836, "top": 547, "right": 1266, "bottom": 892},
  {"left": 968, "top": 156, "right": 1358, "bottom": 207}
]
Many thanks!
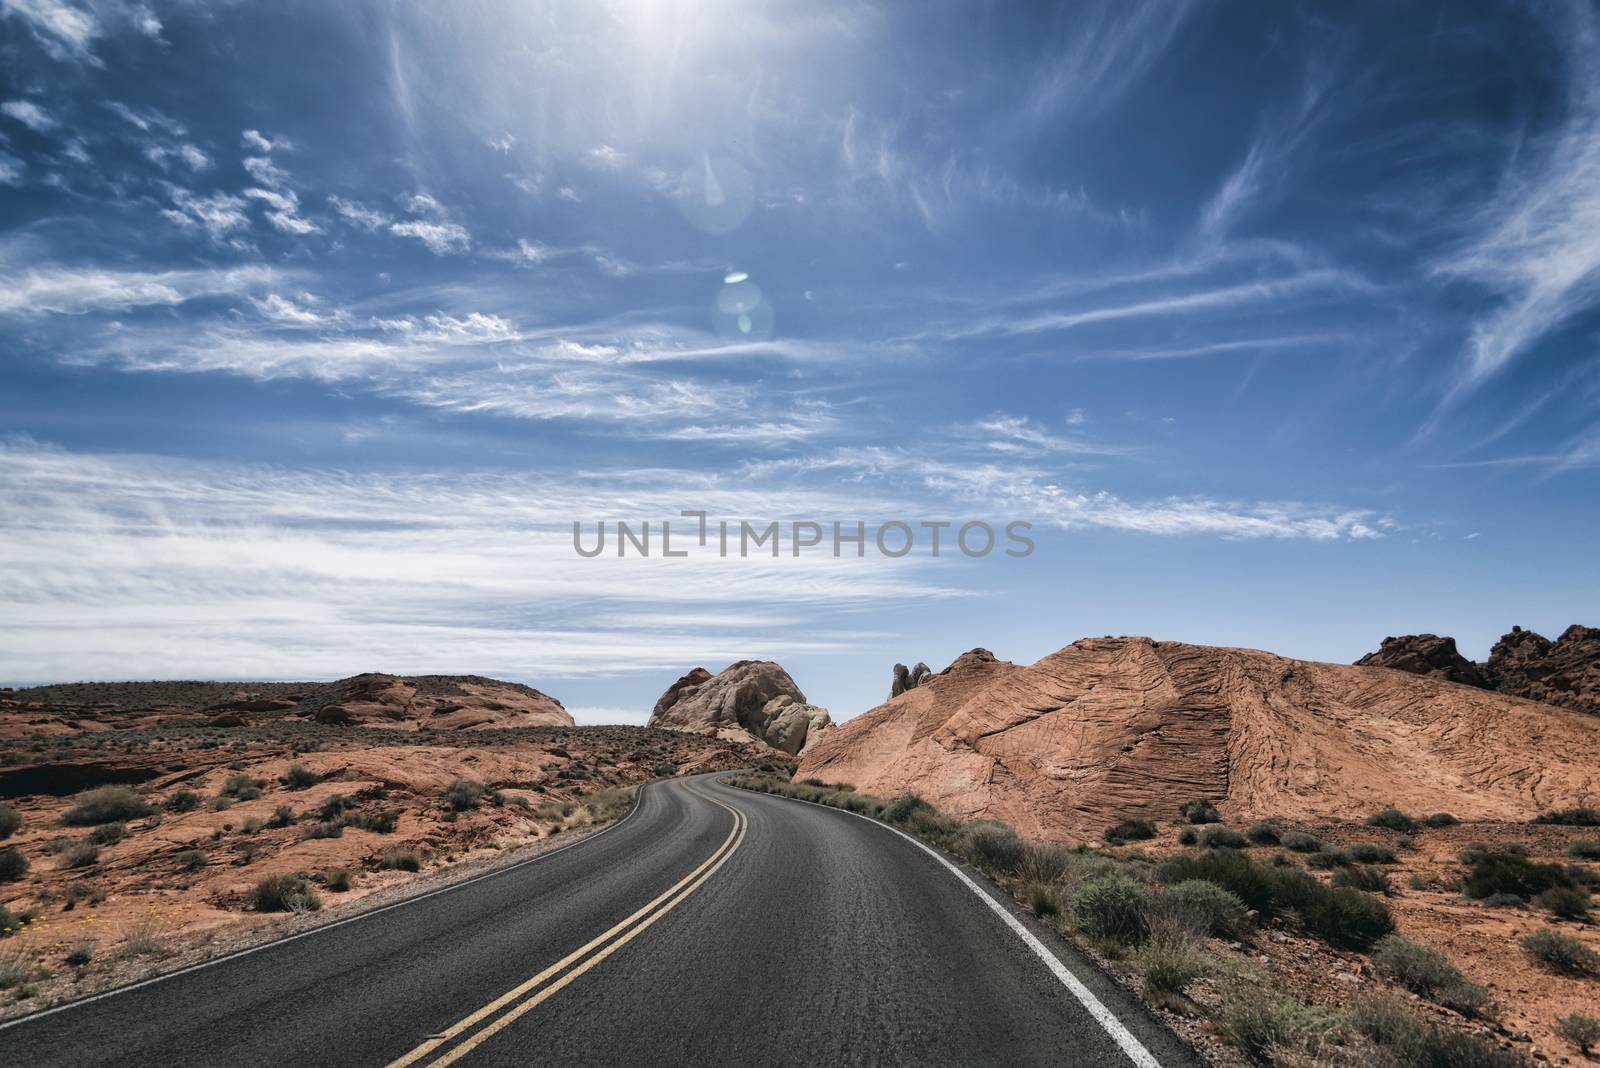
[{"left": 1, "top": 775, "right": 1202, "bottom": 1067}]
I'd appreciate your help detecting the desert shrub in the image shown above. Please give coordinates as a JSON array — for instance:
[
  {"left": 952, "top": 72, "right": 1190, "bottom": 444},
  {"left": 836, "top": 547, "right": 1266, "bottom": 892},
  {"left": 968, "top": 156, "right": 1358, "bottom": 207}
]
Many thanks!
[
  {"left": 175, "top": 848, "right": 207, "bottom": 872},
  {"left": 267, "top": 804, "right": 295, "bottom": 828},
  {"left": 1306, "top": 848, "right": 1352, "bottom": 869},
  {"left": 1536, "top": 885, "right": 1592, "bottom": 919},
  {"left": 87, "top": 822, "right": 126, "bottom": 846},
  {"left": 1569, "top": 838, "right": 1600, "bottom": 860},
  {"left": 1024, "top": 881, "right": 1060, "bottom": 917},
  {"left": 1160, "top": 850, "right": 1281, "bottom": 914},
  {"left": 64, "top": 939, "right": 95, "bottom": 966},
  {"left": 1349, "top": 842, "right": 1397, "bottom": 864},
  {"left": 1165, "top": 879, "right": 1250, "bottom": 939},
  {"left": 1422, "top": 812, "right": 1459, "bottom": 828},
  {"left": 1334, "top": 864, "right": 1392, "bottom": 895},
  {"left": 1072, "top": 874, "right": 1149, "bottom": 945},
  {"left": 446, "top": 780, "right": 485, "bottom": 811},
  {"left": 1298, "top": 885, "right": 1394, "bottom": 950},
  {"left": 1217, "top": 993, "right": 1339, "bottom": 1062},
  {"left": 1349, "top": 995, "right": 1525, "bottom": 1068},
  {"left": 1020, "top": 842, "right": 1075, "bottom": 884},
  {"left": 1103, "top": 818, "right": 1156, "bottom": 845},
  {"left": 1367, "top": 808, "right": 1418, "bottom": 832},
  {"left": 1533, "top": 807, "right": 1600, "bottom": 826},
  {"left": 1554, "top": 1013, "right": 1600, "bottom": 1055},
  {"left": 0, "top": 905, "right": 17, "bottom": 934},
  {"left": 0, "top": 804, "right": 20, "bottom": 839},
  {"left": 62, "top": 841, "right": 100, "bottom": 868},
  {"left": 280, "top": 764, "right": 320, "bottom": 790},
  {"left": 1199, "top": 826, "right": 1248, "bottom": 850},
  {"left": 1463, "top": 853, "right": 1571, "bottom": 900},
  {"left": 252, "top": 873, "right": 321, "bottom": 913},
  {"left": 62, "top": 786, "right": 152, "bottom": 826},
  {"left": 961, "top": 822, "right": 1026, "bottom": 874},
  {"left": 1134, "top": 933, "right": 1207, "bottom": 997},
  {"left": 1246, "top": 821, "right": 1281, "bottom": 845},
  {"left": 881, "top": 793, "right": 932, "bottom": 824},
  {"left": 1372, "top": 936, "right": 1490, "bottom": 1016},
  {"left": 0, "top": 952, "right": 28, "bottom": 988},
  {"left": 222, "top": 774, "right": 265, "bottom": 797},
  {"left": 1176, "top": 827, "right": 1198, "bottom": 846},
  {"left": 240, "top": 817, "right": 263, "bottom": 835},
  {"left": 1281, "top": 831, "right": 1323, "bottom": 853},
  {"left": 380, "top": 846, "right": 421, "bottom": 872},
  {"left": 302, "top": 820, "right": 343, "bottom": 840},
  {"left": 1519, "top": 928, "right": 1600, "bottom": 976},
  {"left": 165, "top": 790, "right": 200, "bottom": 813},
  {"left": 1481, "top": 892, "right": 1525, "bottom": 908},
  {"left": 326, "top": 867, "right": 355, "bottom": 892},
  {"left": 210, "top": 796, "right": 232, "bottom": 812},
  {"left": 0, "top": 847, "right": 25, "bottom": 882},
  {"left": 344, "top": 810, "right": 398, "bottom": 834},
  {"left": 1179, "top": 800, "right": 1221, "bottom": 824},
  {"left": 317, "top": 794, "right": 349, "bottom": 821}
]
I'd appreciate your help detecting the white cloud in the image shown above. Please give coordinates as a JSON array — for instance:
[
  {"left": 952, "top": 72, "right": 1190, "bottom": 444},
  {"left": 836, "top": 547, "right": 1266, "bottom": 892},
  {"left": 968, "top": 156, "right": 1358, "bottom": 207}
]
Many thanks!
[
  {"left": 161, "top": 187, "right": 250, "bottom": 243},
  {"left": 252, "top": 292, "right": 336, "bottom": 326},
  {"left": 244, "top": 186, "right": 318, "bottom": 234},
  {"left": 0, "top": 263, "right": 277, "bottom": 316},
  {"left": 390, "top": 218, "right": 471, "bottom": 254},
  {"left": 405, "top": 192, "right": 447, "bottom": 217},
  {"left": 329, "top": 195, "right": 390, "bottom": 230},
  {"left": 241, "top": 128, "right": 275, "bottom": 153},
  {"left": 0, "top": 150, "right": 22, "bottom": 185},
  {"left": 1, "top": 99, "right": 55, "bottom": 131},
  {"left": 2, "top": 0, "right": 100, "bottom": 62},
  {"left": 104, "top": 100, "right": 183, "bottom": 135},
  {"left": 587, "top": 144, "right": 626, "bottom": 169},
  {"left": 144, "top": 141, "right": 212, "bottom": 172}
]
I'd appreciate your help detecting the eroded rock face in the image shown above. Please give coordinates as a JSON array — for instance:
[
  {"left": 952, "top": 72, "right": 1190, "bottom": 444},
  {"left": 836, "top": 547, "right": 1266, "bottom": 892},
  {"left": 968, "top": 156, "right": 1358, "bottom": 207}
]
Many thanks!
[
  {"left": 647, "top": 661, "right": 833, "bottom": 754},
  {"left": 1354, "top": 634, "right": 1491, "bottom": 688},
  {"left": 889, "top": 662, "right": 932, "bottom": 699},
  {"left": 797, "top": 637, "right": 1600, "bottom": 842},
  {"left": 1487, "top": 625, "right": 1600, "bottom": 716},
  {"left": 296, "top": 673, "right": 574, "bottom": 729}
]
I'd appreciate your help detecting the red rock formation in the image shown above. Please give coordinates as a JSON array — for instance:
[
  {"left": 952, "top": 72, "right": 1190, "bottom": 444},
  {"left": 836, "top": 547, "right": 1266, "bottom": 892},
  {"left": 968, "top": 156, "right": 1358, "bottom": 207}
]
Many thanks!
[
  {"left": 1354, "top": 634, "right": 1491, "bottom": 688},
  {"left": 647, "top": 661, "right": 832, "bottom": 754},
  {"left": 1487, "top": 624, "right": 1600, "bottom": 716},
  {"left": 798, "top": 637, "right": 1600, "bottom": 841}
]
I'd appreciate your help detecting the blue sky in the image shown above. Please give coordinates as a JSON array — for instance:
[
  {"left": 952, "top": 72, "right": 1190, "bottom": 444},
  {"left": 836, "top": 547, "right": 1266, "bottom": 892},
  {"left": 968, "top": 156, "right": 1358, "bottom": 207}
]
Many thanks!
[{"left": 1, "top": 0, "right": 1597, "bottom": 724}]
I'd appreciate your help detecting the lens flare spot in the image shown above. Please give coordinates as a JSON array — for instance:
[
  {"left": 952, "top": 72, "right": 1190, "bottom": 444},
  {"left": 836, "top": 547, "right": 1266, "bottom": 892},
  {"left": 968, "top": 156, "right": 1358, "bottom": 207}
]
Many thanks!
[{"left": 724, "top": 271, "right": 748, "bottom": 285}]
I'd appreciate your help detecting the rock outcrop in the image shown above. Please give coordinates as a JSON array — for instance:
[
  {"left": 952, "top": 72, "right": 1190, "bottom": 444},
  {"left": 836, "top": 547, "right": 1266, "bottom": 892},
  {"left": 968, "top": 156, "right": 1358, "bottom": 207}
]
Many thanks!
[
  {"left": 797, "top": 637, "right": 1600, "bottom": 842},
  {"left": 1354, "top": 634, "right": 1491, "bottom": 688},
  {"left": 1487, "top": 625, "right": 1600, "bottom": 716},
  {"left": 294, "top": 673, "right": 573, "bottom": 729},
  {"left": 889, "top": 661, "right": 932, "bottom": 699},
  {"left": 648, "top": 661, "right": 833, "bottom": 755},
  {"left": 1354, "top": 624, "right": 1599, "bottom": 716}
]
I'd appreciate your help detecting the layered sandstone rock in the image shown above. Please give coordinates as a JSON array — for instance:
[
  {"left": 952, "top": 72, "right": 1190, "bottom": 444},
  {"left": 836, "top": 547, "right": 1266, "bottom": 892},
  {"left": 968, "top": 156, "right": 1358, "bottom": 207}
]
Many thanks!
[
  {"left": 889, "top": 661, "right": 932, "bottom": 699},
  {"left": 1486, "top": 625, "right": 1600, "bottom": 716},
  {"left": 295, "top": 673, "right": 574, "bottom": 729},
  {"left": 648, "top": 661, "right": 833, "bottom": 754},
  {"left": 1354, "top": 634, "right": 1491, "bottom": 688},
  {"left": 797, "top": 637, "right": 1600, "bottom": 841}
]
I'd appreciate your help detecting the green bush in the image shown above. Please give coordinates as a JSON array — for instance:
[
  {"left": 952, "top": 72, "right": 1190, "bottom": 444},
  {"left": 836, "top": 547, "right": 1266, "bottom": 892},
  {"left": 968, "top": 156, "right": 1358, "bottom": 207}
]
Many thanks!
[
  {"left": 881, "top": 793, "right": 933, "bottom": 824},
  {"left": 1554, "top": 1012, "right": 1600, "bottom": 1055},
  {"left": 1532, "top": 807, "right": 1600, "bottom": 826},
  {"left": 1071, "top": 874, "right": 1149, "bottom": 945},
  {"left": 0, "top": 804, "right": 20, "bottom": 839},
  {"left": 326, "top": 867, "right": 355, "bottom": 892},
  {"left": 1176, "top": 827, "right": 1198, "bottom": 846},
  {"left": 1422, "top": 812, "right": 1459, "bottom": 828},
  {"left": 280, "top": 764, "right": 320, "bottom": 790},
  {"left": 961, "top": 822, "right": 1026, "bottom": 873},
  {"left": 61, "top": 786, "right": 152, "bottom": 826},
  {"left": 1349, "top": 842, "right": 1397, "bottom": 864},
  {"left": 222, "top": 774, "right": 265, "bottom": 797},
  {"left": 1306, "top": 847, "right": 1352, "bottom": 869},
  {"left": 1281, "top": 831, "right": 1323, "bottom": 853},
  {"left": 1199, "top": 826, "right": 1248, "bottom": 849},
  {"left": 302, "top": 820, "right": 343, "bottom": 840},
  {"left": 344, "top": 810, "right": 398, "bottom": 834},
  {"left": 1159, "top": 850, "right": 1280, "bottom": 913},
  {"left": 175, "top": 848, "right": 207, "bottom": 872},
  {"left": 1024, "top": 881, "right": 1060, "bottom": 917},
  {"left": 1218, "top": 993, "right": 1339, "bottom": 1062},
  {"left": 1535, "top": 885, "right": 1591, "bottom": 919},
  {"left": 1569, "top": 838, "right": 1600, "bottom": 860},
  {"left": 0, "top": 847, "right": 27, "bottom": 882},
  {"left": 446, "top": 780, "right": 486, "bottom": 811},
  {"left": 317, "top": 794, "right": 349, "bottom": 821},
  {"left": 252, "top": 873, "right": 322, "bottom": 913},
  {"left": 165, "top": 790, "right": 200, "bottom": 813},
  {"left": 87, "top": 822, "right": 126, "bottom": 846},
  {"left": 1463, "top": 853, "right": 1571, "bottom": 900},
  {"left": 1519, "top": 928, "right": 1600, "bottom": 976},
  {"left": 1349, "top": 995, "right": 1526, "bottom": 1067},
  {"left": 1134, "top": 933, "right": 1207, "bottom": 996},
  {"left": 1299, "top": 885, "right": 1394, "bottom": 949},
  {"left": 1165, "top": 879, "right": 1250, "bottom": 939},
  {"left": 267, "top": 804, "right": 295, "bottom": 828},
  {"left": 1020, "top": 842, "right": 1075, "bottom": 884},
  {"left": 1102, "top": 818, "right": 1156, "bottom": 845},
  {"left": 1371, "top": 936, "right": 1490, "bottom": 1016},
  {"left": 1246, "top": 821, "right": 1280, "bottom": 845},
  {"left": 1366, "top": 808, "right": 1418, "bottom": 832},
  {"left": 1179, "top": 800, "right": 1221, "bottom": 824},
  {"left": 1334, "top": 864, "right": 1391, "bottom": 895},
  {"left": 62, "top": 841, "right": 100, "bottom": 868}
]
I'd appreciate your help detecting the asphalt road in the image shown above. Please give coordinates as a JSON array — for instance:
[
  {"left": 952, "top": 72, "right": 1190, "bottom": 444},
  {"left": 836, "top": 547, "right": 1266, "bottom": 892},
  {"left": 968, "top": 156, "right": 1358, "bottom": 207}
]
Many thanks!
[{"left": 1, "top": 774, "right": 1202, "bottom": 1067}]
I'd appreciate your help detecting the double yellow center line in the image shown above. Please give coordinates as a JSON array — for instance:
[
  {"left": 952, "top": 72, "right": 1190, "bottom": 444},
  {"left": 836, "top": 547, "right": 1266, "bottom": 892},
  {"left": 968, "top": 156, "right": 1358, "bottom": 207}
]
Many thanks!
[{"left": 385, "top": 785, "right": 747, "bottom": 1068}]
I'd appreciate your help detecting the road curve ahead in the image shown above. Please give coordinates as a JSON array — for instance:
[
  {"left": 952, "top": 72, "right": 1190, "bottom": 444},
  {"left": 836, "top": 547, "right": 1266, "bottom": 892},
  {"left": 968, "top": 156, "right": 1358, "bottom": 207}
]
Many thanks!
[{"left": 2, "top": 775, "right": 1202, "bottom": 1067}]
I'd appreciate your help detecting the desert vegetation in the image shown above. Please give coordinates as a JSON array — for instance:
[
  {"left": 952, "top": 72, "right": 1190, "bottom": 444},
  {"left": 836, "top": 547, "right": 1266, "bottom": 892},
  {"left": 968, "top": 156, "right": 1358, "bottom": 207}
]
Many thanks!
[{"left": 729, "top": 771, "right": 1600, "bottom": 1066}]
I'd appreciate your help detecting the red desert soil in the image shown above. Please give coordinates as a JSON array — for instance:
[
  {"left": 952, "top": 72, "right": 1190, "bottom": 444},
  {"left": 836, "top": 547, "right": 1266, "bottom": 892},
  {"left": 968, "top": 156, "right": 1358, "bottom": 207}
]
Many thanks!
[
  {"left": 797, "top": 637, "right": 1600, "bottom": 841},
  {"left": 0, "top": 679, "right": 755, "bottom": 1017}
]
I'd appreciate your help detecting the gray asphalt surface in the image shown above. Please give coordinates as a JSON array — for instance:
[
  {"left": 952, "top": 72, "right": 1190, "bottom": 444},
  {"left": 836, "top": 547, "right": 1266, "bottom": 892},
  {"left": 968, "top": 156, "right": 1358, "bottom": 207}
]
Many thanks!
[{"left": 0, "top": 774, "right": 1203, "bottom": 1067}]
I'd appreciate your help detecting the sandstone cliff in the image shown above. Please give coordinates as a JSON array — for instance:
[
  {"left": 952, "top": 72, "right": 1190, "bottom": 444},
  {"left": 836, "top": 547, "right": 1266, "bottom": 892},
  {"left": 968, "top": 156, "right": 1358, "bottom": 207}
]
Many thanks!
[
  {"left": 797, "top": 637, "right": 1600, "bottom": 841},
  {"left": 648, "top": 661, "right": 832, "bottom": 754},
  {"left": 1354, "top": 624, "right": 1599, "bottom": 716}
]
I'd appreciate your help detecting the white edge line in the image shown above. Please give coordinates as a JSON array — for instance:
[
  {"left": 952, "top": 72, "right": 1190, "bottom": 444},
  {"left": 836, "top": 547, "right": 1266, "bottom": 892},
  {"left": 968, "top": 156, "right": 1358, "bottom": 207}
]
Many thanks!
[
  {"left": 0, "top": 779, "right": 657, "bottom": 1032},
  {"left": 718, "top": 779, "right": 1165, "bottom": 1068}
]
